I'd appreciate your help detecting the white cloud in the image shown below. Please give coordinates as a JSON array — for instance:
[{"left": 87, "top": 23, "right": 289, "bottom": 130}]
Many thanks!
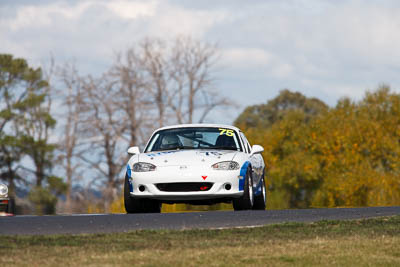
[
  {"left": 222, "top": 48, "right": 294, "bottom": 79},
  {"left": 145, "top": 2, "right": 227, "bottom": 38},
  {"left": 4, "top": 0, "right": 158, "bottom": 31},
  {"left": 104, "top": 0, "right": 157, "bottom": 20},
  {"left": 5, "top": 1, "right": 93, "bottom": 31},
  {"left": 1, "top": 0, "right": 400, "bottom": 116},
  {"left": 223, "top": 48, "right": 272, "bottom": 68},
  {"left": 0, "top": 0, "right": 229, "bottom": 73}
]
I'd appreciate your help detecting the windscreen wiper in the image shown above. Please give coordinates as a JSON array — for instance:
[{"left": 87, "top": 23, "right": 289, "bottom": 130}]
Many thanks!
[
  {"left": 170, "top": 145, "right": 194, "bottom": 150},
  {"left": 211, "top": 146, "right": 238, "bottom": 151}
]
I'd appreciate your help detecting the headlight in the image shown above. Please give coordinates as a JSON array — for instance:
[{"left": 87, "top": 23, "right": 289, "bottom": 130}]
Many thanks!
[
  {"left": 0, "top": 183, "right": 8, "bottom": 197},
  {"left": 211, "top": 161, "right": 240, "bottom": 170},
  {"left": 133, "top": 162, "right": 156, "bottom": 172}
]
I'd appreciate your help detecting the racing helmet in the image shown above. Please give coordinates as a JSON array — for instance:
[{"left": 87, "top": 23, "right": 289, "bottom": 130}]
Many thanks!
[{"left": 160, "top": 134, "right": 181, "bottom": 149}]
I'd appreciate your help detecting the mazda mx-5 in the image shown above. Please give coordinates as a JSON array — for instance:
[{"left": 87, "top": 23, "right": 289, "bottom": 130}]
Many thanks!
[{"left": 124, "top": 124, "right": 266, "bottom": 213}]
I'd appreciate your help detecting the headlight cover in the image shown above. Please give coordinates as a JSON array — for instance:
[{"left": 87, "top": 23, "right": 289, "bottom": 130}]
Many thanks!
[
  {"left": 0, "top": 183, "right": 8, "bottom": 197},
  {"left": 211, "top": 161, "right": 240, "bottom": 170},
  {"left": 133, "top": 162, "right": 156, "bottom": 172}
]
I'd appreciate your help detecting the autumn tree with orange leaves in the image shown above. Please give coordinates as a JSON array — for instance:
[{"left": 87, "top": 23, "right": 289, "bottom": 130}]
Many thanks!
[{"left": 236, "top": 86, "right": 400, "bottom": 209}]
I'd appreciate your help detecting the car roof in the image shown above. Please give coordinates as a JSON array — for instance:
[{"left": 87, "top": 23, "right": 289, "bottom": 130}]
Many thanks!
[{"left": 155, "top": 123, "right": 241, "bottom": 132}]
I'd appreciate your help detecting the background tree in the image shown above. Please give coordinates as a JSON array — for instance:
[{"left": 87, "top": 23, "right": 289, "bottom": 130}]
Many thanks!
[
  {"left": 310, "top": 86, "right": 400, "bottom": 207},
  {"left": 139, "top": 38, "right": 169, "bottom": 127},
  {"left": 28, "top": 176, "right": 67, "bottom": 215},
  {"left": 168, "top": 36, "right": 230, "bottom": 124},
  {"left": 117, "top": 36, "right": 233, "bottom": 127},
  {"left": 237, "top": 86, "right": 400, "bottom": 209},
  {"left": 110, "top": 47, "right": 153, "bottom": 149},
  {"left": 77, "top": 75, "right": 127, "bottom": 212},
  {"left": 0, "top": 54, "right": 63, "bottom": 214},
  {"left": 0, "top": 54, "right": 40, "bottom": 196},
  {"left": 235, "top": 89, "right": 328, "bottom": 130},
  {"left": 53, "top": 63, "right": 86, "bottom": 213}
]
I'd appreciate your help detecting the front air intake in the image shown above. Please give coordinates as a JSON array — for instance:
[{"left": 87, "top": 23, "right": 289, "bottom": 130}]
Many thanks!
[{"left": 156, "top": 182, "right": 213, "bottom": 192}]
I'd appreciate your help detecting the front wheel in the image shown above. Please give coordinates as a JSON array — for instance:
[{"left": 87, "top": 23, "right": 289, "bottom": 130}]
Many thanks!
[
  {"left": 252, "top": 175, "right": 266, "bottom": 210},
  {"left": 7, "top": 198, "right": 16, "bottom": 214},
  {"left": 124, "top": 174, "right": 160, "bottom": 213},
  {"left": 233, "top": 169, "right": 254, "bottom": 211}
]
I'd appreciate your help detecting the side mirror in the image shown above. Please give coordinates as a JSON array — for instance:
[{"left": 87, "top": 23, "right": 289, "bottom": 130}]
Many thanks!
[
  {"left": 127, "top": 146, "right": 140, "bottom": 155},
  {"left": 250, "top": 144, "right": 264, "bottom": 155}
]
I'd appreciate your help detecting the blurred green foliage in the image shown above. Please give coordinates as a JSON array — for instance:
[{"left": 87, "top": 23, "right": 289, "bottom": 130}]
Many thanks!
[
  {"left": 236, "top": 86, "right": 400, "bottom": 209},
  {"left": 1, "top": 54, "right": 65, "bottom": 214},
  {"left": 28, "top": 176, "right": 67, "bottom": 215}
]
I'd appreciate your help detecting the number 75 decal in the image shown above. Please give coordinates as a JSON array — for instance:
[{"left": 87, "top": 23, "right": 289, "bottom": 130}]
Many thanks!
[{"left": 219, "top": 128, "right": 234, "bottom": 136}]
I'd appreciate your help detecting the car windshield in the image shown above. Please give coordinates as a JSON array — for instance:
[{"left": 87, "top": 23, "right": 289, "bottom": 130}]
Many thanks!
[{"left": 145, "top": 127, "right": 243, "bottom": 152}]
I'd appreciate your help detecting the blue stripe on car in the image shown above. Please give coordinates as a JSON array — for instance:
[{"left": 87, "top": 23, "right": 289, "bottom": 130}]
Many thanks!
[
  {"left": 239, "top": 161, "right": 250, "bottom": 191},
  {"left": 127, "top": 164, "right": 133, "bottom": 193}
]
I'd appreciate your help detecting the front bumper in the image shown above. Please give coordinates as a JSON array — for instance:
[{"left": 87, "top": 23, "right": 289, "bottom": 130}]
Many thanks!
[
  {"left": 0, "top": 197, "right": 13, "bottom": 216},
  {"left": 128, "top": 166, "right": 244, "bottom": 201}
]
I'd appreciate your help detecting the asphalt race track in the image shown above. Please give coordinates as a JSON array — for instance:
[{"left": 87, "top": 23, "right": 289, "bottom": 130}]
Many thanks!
[{"left": 1, "top": 206, "right": 399, "bottom": 235}]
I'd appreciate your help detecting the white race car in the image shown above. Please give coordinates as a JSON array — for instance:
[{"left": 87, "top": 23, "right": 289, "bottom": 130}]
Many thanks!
[{"left": 124, "top": 124, "right": 266, "bottom": 213}]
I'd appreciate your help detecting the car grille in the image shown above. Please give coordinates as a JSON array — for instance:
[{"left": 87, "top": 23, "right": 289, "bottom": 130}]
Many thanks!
[{"left": 155, "top": 182, "right": 213, "bottom": 192}]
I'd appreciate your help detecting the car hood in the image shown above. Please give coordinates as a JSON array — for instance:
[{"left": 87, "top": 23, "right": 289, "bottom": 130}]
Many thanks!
[{"left": 139, "top": 150, "right": 238, "bottom": 167}]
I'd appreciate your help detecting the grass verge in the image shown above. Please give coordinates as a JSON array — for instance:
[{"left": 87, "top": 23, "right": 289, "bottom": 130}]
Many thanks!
[{"left": 1, "top": 216, "right": 400, "bottom": 266}]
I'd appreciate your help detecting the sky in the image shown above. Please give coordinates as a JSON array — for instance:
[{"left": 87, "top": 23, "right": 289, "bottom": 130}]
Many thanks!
[{"left": 2, "top": 0, "right": 400, "bottom": 124}]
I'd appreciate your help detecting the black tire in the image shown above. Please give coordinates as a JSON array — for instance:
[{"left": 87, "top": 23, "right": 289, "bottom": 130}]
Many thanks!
[
  {"left": 124, "top": 174, "right": 161, "bottom": 213},
  {"left": 233, "top": 168, "right": 254, "bottom": 211},
  {"left": 252, "top": 175, "right": 266, "bottom": 210},
  {"left": 7, "top": 198, "right": 16, "bottom": 215}
]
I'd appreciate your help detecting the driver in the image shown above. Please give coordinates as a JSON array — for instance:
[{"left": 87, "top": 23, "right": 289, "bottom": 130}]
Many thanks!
[{"left": 160, "top": 134, "right": 182, "bottom": 150}]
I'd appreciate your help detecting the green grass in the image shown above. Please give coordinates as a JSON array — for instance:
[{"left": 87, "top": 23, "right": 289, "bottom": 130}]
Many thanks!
[{"left": 1, "top": 216, "right": 400, "bottom": 266}]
